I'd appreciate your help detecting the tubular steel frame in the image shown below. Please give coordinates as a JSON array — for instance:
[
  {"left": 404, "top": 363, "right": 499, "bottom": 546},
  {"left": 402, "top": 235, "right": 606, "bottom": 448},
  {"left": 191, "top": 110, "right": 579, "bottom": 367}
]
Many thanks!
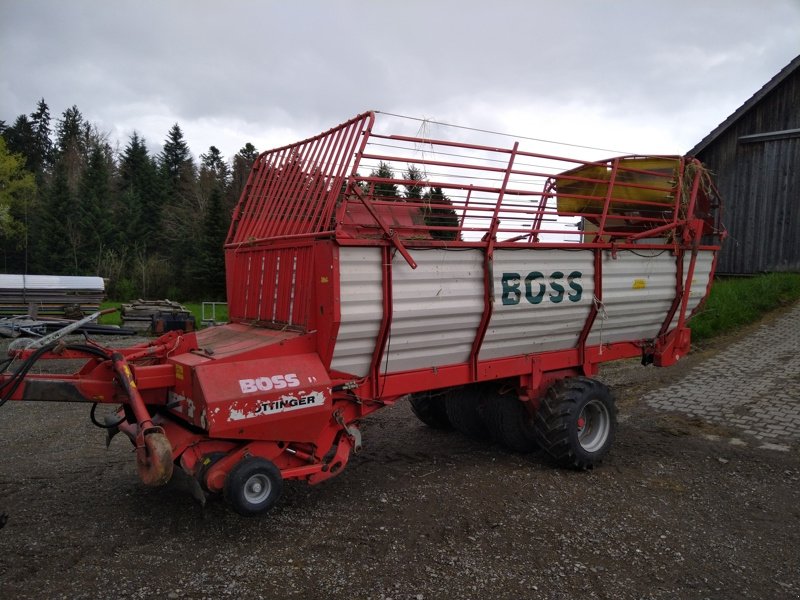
[{"left": 224, "top": 110, "right": 725, "bottom": 395}]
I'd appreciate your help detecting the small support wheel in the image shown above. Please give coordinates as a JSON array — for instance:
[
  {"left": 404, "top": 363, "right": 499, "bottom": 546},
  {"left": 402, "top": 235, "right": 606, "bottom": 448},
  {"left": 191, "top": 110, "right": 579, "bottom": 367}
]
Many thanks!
[
  {"left": 224, "top": 457, "right": 283, "bottom": 516},
  {"left": 409, "top": 390, "right": 452, "bottom": 430},
  {"left": 534, "top": 377, "right": 617, "bottom": 469}
]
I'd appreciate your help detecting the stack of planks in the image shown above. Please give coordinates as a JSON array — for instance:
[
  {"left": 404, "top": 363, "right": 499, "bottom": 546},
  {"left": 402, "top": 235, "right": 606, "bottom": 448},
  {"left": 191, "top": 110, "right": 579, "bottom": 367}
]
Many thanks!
[
  {"left": 121, "top": 299, "right": 192, "bottom": 331},
  {"left": 0, "top": 274, "right": 105, "bottom": 318}
]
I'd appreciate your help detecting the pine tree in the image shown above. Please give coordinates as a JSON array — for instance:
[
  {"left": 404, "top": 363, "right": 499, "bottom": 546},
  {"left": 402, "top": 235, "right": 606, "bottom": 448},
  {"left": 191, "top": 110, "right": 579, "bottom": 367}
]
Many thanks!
[
  {"left": 29, "top": 98, "right": 53, "bottom": 177},
  {"left": 4, "top": 115, "right": 36, "bottom": 172},
  {"left": 422, "top": 187, "right": 460, "bottom": 241},
  {"left": 36, "top": 160, "right": 77, "bottom": 273},
  {"left": 158, "top": 123, "right": 199, "bottom": 298},
  {"left": 78, "top": 142, "right": 113, "bottom": 272},
  {"left": 227, "top": 142, "right": 259, "bottom": 212},
  {"left": 55, "top": 105, "right": 87, "bottom": 192},
  {"left": 159, "top": 123, "right": 195, "bottom": 193},
  {"left": 370, "top": 161, "right": 400, "bottom": 199},
  {"left": 403, "top": 164, "right": 425, "bottom": 200},
  {"left": 119, "top": 132, "right": 163, "bottom": 243},
  {"left": 198, "top": 185, "right": 228, "bottom": 299}
]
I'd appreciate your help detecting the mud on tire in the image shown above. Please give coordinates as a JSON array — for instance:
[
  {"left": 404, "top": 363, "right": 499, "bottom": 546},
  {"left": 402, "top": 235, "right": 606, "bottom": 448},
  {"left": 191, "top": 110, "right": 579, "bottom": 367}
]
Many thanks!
[{"left": 534, "top": 376, "right": 617, "bottom": 469}]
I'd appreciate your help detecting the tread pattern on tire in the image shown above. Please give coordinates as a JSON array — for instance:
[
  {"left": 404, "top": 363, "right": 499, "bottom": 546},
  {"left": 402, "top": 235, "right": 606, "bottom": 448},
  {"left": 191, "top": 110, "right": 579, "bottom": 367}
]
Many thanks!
[
  {"left": 409, "top": 391, "right": 452, "bottom": 430},
  {"left": 534, "top": 376, "right": 617, "bottom": 470},
  {"left": 444, "top": 385, "right": 491, "bottom": 440},
  {"left": 481, "top": 385, "right": 539, "bottom": 453}
]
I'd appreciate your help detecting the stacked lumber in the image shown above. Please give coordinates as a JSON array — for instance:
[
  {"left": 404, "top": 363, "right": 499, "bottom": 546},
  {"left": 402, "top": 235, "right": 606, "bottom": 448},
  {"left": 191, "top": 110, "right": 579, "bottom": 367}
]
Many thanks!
[
  {"left": 0, "top": 274, "right": 105, "bottom": 318},
  {"left": 121, "top": 299, "right": 192, "bottom": 331}
]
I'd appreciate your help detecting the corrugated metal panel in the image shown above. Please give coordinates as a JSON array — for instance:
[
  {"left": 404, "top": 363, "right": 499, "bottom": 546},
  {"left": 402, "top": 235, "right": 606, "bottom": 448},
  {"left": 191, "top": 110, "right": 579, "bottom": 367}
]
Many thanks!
[
  {"left": 385, "top": 249, "right": 484, "bottom": 373},
  {"left": 673, "top": 250, "right": 716, "bottom": 327},
  {"left": 481, "top": 249, "right": 594, "bottom": 360},
  {"left": 0, "top": 275, "right": 104, "bottom": 290},
  {"left": 330, "top": 247, "right": 383, "bottom": 377},
  {"left": 587, "top": 251, "right": 676, "bottom": 345},
  {"left": 226, "top": 245, "right": 313, "bottom": 327}
]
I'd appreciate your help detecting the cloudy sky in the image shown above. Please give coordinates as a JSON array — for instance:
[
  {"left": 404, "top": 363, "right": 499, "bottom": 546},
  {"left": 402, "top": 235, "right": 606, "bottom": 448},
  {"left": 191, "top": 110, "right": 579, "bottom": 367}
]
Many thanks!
[{"left": 2, "top": 0, "right": 799, "bottom": 162}]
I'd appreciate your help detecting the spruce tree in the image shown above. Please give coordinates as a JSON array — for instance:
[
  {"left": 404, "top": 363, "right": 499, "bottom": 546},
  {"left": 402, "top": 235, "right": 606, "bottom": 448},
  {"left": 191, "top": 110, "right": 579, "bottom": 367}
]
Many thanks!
[
  {"left": 4, "top": 115, "right": 36, "bottom": 171},
  {"left": 29, "top": 98, "right": 53, "bottom": 177},
  {"left": 227, "top": 142, "right": 259, "bottom": 211},
  {"left": 422, "top": 187, "right": 460, "bottom": 241},
  {"left": 78, "top": 142, "right": 113, "bottom": 272},
  {"left": 370, "top": 161, "right": 400, "bottom": 199},
  {"left": 199, "top": 185, "right": 228, "bottom": 299},
  {"left": 403, "top": 164, "right": 425, "bottom": 200},
  {"left": 119, "top": 132, "right": 163, "bottom": 242}
]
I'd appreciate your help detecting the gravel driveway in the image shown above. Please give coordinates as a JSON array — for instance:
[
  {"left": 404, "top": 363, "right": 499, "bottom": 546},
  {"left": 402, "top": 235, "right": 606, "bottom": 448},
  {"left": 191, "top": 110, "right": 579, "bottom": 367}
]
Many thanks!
[{"left": 0, "top": 306, "right": 798, "bottom": 600}]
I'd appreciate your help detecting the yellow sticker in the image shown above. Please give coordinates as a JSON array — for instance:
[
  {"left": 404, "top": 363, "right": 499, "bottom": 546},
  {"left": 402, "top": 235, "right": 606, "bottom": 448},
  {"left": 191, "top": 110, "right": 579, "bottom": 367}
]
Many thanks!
[
  {"left": 320, "top": 276, "right": 329, "bottom": 283},
  {"left": 175, "top": 364, "right": 184, "bottom": 381},
  {"left": 632, "top": 279, "right": 647, "bottom": 289}
]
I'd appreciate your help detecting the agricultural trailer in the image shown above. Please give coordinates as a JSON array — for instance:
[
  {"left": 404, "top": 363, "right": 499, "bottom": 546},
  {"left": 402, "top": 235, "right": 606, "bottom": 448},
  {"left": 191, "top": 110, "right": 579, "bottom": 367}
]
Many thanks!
[{"left": 0, "top": 111, "right": 724, "bottom": 515}]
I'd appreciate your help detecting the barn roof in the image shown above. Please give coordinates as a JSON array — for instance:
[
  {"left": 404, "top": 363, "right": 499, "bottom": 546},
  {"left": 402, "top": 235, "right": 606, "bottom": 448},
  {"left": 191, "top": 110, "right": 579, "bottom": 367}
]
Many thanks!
[{"left": 688, "top": 53, "right": 800, "bottom": 156}]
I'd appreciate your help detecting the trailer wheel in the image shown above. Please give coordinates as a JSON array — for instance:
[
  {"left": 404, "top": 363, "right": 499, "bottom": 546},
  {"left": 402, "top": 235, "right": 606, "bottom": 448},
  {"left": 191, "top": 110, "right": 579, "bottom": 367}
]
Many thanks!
[
  {"left": 224, "top": 457, "right": 283, "bottom": 516},
  {"left": 409, "top": 391, "right": 452, "bottom": 430},
  {"left": 445, "top": 385, "right": 491, "bottom": 440},
  {"left": 482, "top": 385, "right": 539, "bottom": 453},
  {"left": 534, "top": 377, "right": 617, "bottom": 469}
]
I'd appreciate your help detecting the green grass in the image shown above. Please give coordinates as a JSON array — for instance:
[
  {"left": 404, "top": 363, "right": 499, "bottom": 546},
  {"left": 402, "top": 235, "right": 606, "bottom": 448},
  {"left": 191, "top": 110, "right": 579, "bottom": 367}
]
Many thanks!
[
  {"left": 689, "top": 273, "right": 800, "bottom": 341},
  {"left": 98, "top": 301, "right": 229, "bottom": 328}
]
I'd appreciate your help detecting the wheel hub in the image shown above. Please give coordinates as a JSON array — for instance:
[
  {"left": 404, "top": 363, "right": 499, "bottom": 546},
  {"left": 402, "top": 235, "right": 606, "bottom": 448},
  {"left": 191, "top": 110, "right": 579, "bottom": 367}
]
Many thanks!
[
  {"left": 577, "top": 398, "right": 611, "bottom": 453},
  {"left": 244, "top": 474, "right": 271, "bottom": 504}
]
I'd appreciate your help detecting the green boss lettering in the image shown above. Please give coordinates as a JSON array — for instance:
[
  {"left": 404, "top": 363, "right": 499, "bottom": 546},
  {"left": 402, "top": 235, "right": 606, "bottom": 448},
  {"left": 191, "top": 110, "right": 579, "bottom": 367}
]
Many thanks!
[
  {"left": 500, "top": 270, "right": 583, "bottom": 304},
  {"left": 501, "top": 272, "right": 522, "bottom": 305},
  {"left": 567, "top": 271, "right": 582, "bottom": 302}
]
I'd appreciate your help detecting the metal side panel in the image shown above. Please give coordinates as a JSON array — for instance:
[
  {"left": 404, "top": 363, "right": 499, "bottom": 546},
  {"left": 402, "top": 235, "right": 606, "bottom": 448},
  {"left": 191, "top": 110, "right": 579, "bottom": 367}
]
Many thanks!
[
  {"left": 673, "top": 250, "right": 716, "bottom": 328},
  {"left": 480, "top": 249, "right": 595, "bottom": 360},
  {"left": 385, "top": 249, "right": 484, "bottom": 374},
  {"left": 587, "top": 250, "right": 677, "bottom": 346},
  {"left": 330, "top": 247, "right": 383, "bottom": 377}
]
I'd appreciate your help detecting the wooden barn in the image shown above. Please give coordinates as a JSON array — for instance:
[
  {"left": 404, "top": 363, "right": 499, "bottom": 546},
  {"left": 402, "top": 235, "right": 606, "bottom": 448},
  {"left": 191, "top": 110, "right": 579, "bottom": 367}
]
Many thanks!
[{"left": 688, "top": 54, "right": 800, "bottom": 274}]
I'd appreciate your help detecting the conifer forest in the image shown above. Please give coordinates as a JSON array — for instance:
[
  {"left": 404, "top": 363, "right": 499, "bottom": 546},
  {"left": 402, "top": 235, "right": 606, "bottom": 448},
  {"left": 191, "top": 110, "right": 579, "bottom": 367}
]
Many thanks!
[{"left": 0, "top": 99, "right": 258, "bottom": 300}]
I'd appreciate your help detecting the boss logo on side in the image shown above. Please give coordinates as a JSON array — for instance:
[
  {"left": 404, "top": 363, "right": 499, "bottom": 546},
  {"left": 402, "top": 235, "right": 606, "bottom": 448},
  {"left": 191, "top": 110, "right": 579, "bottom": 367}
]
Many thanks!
[{"left": 239, "top": 374, "right": 301, "bottom": 394}]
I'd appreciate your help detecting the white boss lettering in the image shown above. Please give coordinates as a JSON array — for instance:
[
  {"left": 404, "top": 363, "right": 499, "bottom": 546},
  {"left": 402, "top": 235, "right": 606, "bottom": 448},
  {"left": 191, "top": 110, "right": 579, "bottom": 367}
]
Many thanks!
[
  {"left": 239, "top": 379, "right": 258, "bottom": 393},
  {"left": 239, "top": 374, "right": 302, "bottom": 394}
]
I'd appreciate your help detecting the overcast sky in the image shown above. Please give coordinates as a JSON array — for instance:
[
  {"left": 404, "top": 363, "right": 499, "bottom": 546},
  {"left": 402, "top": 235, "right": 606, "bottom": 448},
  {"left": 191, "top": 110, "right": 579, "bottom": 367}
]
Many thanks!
[{"left": 2, "top": 0, "right": 799, "bottom": 162}]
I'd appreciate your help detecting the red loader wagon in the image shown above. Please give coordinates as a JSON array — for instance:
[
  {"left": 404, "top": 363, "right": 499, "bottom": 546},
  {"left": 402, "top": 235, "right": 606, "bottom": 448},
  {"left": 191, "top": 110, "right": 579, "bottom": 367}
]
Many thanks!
[{"left": 0, "top": 111, "right": 725, "bottom": 515}]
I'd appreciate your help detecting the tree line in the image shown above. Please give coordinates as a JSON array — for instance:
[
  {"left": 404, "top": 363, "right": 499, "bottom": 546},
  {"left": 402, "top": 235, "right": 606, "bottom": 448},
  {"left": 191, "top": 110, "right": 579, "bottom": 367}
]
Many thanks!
[
  {"left": 0, "top": 100, "right": 460, "bottom": 302},
  {"left": 0, "top": 99, "right": 258, "bottom": 300}
]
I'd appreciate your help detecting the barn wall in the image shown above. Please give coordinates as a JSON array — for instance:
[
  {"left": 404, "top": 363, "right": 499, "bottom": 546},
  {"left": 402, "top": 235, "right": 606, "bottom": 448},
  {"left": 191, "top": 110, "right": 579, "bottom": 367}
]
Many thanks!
[{"left": 694, "top": 67, "right": 800, "bottom": 274}]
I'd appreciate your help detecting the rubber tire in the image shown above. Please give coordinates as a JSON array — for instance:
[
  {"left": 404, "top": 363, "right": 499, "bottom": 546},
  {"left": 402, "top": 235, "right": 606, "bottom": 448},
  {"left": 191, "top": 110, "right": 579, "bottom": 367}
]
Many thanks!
[
  {"left": 534, "top": 377, "right": 617, "bottom": 469},
  {"left": 409, "top": 391, "right": 452, "bottom": 430},
  {"left": 482, "top": 384, "right": 539, "bottom": 453},
  {"left": 224, "top": 457, "right": 284, "bottom": 516},
  {"left": 444, "top": 384, "right": 491, "bottom": 440}
]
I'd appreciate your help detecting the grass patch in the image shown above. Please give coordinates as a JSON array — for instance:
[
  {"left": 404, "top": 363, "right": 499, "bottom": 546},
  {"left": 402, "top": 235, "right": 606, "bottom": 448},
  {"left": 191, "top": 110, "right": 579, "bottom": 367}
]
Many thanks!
[{"left": 689, "top": 273, "right": 800, "bottom": 341}]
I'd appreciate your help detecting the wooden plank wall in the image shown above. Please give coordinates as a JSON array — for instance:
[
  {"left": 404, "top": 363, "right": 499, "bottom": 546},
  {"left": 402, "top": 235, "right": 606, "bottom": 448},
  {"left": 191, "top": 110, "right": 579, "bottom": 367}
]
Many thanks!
[{"left": 695, "top": 68, "right": 800, "bottom": 274}]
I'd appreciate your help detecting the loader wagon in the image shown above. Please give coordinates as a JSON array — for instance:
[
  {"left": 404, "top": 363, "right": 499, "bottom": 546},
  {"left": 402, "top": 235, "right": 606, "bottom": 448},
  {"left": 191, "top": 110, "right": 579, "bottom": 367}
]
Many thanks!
[{"left": 0, "top": 111, "right": 724, "bottom": 515}]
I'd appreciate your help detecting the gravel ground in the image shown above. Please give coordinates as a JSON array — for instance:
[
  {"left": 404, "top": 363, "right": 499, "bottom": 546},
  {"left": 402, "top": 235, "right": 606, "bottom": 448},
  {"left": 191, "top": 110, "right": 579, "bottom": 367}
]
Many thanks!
[{"left": 0, "top": 313, "right": 798, "bottom": 600}]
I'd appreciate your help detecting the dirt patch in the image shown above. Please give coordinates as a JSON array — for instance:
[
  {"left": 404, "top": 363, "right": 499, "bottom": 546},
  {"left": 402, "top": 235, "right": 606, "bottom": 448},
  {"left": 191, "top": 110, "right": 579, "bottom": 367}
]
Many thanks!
[{"left": 0, "top": 322, "right": 798, "bottom": 599}]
